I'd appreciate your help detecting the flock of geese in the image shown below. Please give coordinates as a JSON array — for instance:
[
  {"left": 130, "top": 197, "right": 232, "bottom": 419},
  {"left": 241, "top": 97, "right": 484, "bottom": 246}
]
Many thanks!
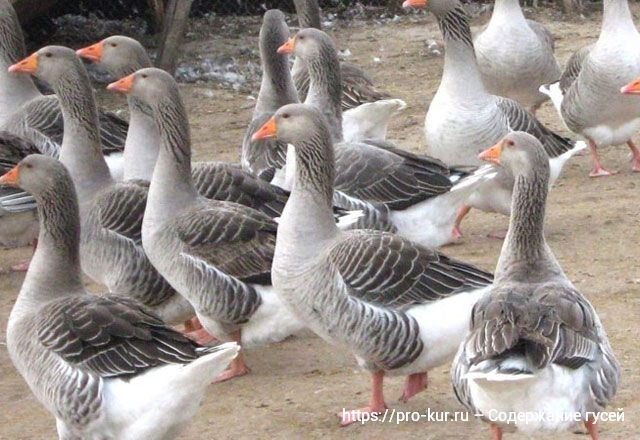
[{"left": 2, "top": 0, "right": 639, "bottom": 437}]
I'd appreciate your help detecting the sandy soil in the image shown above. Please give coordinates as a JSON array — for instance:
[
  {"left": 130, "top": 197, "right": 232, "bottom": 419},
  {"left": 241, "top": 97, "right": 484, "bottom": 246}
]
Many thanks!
[{"left": 2, "top": 6, "right": 640, "bottom": 440}]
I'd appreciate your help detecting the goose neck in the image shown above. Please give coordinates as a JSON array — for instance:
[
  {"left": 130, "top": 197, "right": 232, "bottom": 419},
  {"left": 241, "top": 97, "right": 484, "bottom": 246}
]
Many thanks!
[
  {"left": 54, "top": 66, "right": 113, "bottom": 210},
  {"left": 14, "top": 181, "right": 83, "bottom": 320},
  {"left": 438, "top": 8, "right": 486, "bottom": 98},
  {"left": 490, "top": 0, "right": 526, "bottom": 26},
  {"left": 304, "top": 46, "right": 343, "bottom": 141},
  {"left": 255, "top": 34, "right": 299, "bottom": 115},
  {"left": 145, "top": 95, "right": 198, "bottom": 231},
  {"left": 294, "top": 0, "right": 322, "bottom": 29},
  {"left": 279, "top": 137, "right": 338, "bottom": 248},
  {"left": 123, "top": 99, "right": 159, "bottom": 181},
  {"left": 495, "top": 166, "right": 558, "bottom": 282},
  {"left": 601, "top": 0, "right": 636, "bottom": 37}
]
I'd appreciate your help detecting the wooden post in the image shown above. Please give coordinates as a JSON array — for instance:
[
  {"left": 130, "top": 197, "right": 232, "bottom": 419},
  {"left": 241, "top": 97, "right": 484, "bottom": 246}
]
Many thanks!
[
  {"left": 146, "top": 0, "right": 165, "bottom": 33},
  {"left": 156, "top": 0, "right": 194, "bottom": 75}
]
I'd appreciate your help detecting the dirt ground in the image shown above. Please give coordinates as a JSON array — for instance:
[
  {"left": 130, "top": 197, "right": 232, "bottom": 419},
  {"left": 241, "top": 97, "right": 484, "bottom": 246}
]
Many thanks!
[{"left": 2, "top": 5, "right": 640, "bottom": 440}]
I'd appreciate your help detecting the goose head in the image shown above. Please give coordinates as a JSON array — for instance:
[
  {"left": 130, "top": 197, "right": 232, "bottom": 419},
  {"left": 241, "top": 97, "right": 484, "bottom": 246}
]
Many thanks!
[
  {"left": 277, "top": 28, "right": 335, "bottom": 64},
  {"left": 8, "top": 45, "right": 84, "bottom": 86},
  {"left": 76, "top": 35, "right": 151, "bottom": 78},
  {"left": 0, "top": 154, "right": 69, "bottom": 196},
  {"left": 479, "top": 131, "right": 550, "bottom": 178},
  {"left": 107, "top": 67, "right": 177, "bottom": 113},
  {"left": 252, "top": 103, "right": 330, "bottom": 147}
]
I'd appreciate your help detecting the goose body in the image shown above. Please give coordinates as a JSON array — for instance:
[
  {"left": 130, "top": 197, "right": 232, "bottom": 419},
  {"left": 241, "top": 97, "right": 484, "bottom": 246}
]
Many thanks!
[
  {"left": 1, "top": 154, "right": 238, "bottom": 440},
  {"left": 254, "top": 103, "right": 493, "bottom": 424},
  {"left": 110, "top": 66, "right": 305, "bottom": 381},
  {"left": 474, "top": 0, "right": 560, "bottom": 112},
  {"left": 451, "top": 133, "right": 620, "bottom": 439},
  {"left": 540, "top": 0, "right": 640, "bottom": 175},
  {"left": 0, "top": 0, "right": 127, "bottom": 179}
]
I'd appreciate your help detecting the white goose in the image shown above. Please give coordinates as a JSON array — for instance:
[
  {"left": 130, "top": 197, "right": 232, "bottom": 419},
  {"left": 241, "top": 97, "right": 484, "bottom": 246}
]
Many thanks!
[
  {"left": 0, "top": 154, "right": 239, "bottom": 440},
  {"left": 403, "top": 0, "right": 585, "bottom": 238},
  {"left": 254, "top": 103, "right": 494, "bottom": 425},
  {"left": 452, "top": 132, "right": 620, "bottom": 440},
  {"left": 108, "top": 67, "right": 305, "bottom": 382},
  {"left": 473, "top": 0, "right": 560, "bottom": 114},
  {"left": 540, "top": 0, "right": 640, "bottom": 176}
]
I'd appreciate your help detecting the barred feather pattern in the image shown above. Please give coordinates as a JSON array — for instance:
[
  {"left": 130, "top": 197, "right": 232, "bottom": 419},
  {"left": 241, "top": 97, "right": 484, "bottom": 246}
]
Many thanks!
[{"left": 438, "top": 6, "right": 474, "bottom": 49}]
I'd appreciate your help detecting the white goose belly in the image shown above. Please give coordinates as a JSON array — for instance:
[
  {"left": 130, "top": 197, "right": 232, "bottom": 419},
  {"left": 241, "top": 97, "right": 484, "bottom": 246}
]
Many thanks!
[
  {"left": 383, "top": 286, "right": 491, "bottom": 376},
  {"left": 468, "top": 364, "right": 591, "bottom": 434},
  {"left": 425, "top": 95, "right": 505, "bottom": 166}
]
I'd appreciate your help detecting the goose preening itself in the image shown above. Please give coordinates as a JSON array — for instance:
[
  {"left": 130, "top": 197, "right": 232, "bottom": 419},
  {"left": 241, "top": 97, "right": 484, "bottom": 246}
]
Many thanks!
[
  {"left": 108, "top": 67, "right": 306, "bottom": 382},
  {"left": 0, "top": 0, "right": 127, "bottom": 177},
  {"left": 292, "top": 0, "right": 391, "bottom": 110},
  {"left": 0, "top": 154, "right": 239, "bottom": 440},
  {"left": 473, "top": 0, "right": 560, "bottom": 114},
  {"left": 539, "top": 0, "right": 640, "bottom": 176},
  {"left": 278, "top": 27, "right": 498, "bottom": 248},
  {"left": 402, "top": 0, "right": 585, "bottom": 239},
  {"left": 253, "top": 103, "right": 493, "bottom": 425},
  {"left": 452, "top": 132, "right": 620, "bottom": 439}
]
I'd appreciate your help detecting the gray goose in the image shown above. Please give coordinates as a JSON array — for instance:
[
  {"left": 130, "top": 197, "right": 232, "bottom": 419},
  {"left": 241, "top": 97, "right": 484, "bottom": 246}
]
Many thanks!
[
  {"left": 0, "top": 154, "right": 239, "bottom": 440},
  {"left": 76, "top": 33, "right": 290, "bottom": 219},
  {"left": 403, "top": 0, "right": 584, "bottom": 238},
  {"left": 291, "top": 0, "right": 390, "bottom": 110},
  {"left": 0, "top": 0, "right": 128, "bottom": 176},
  {"left": 254, "top": 103, "right": 493, "bottom": 425},
  {"left": 109, "top": 67, "right": 305, "bottom": 382},
  {"left": 540, "top": 0, "right": 640, "bottom": 176},
  {"left": 242, "top": 10, "right": 404, "bottom": 185},
  {"left": 473, "top": 0, "right": 560, "bottom": 114},
  {"left": 452, "top": 132, "right": 620, "bottom": 440},
  {"left": 279, "top": 27, "right": 498, "bottom": 248},
  {"left": 10, "top": 46, "right": 196, "bottom": 327}
]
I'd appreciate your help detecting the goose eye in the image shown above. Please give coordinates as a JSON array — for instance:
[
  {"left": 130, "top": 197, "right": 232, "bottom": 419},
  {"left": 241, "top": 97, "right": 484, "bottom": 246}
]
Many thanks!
[
  {"left": 24, "top": 163, "right": 32, "bottom": 169},
  {"left": 282, "top": 113, "right": 290, "bottom": 119},
  {"left": 505, "top": 140, "right": 515, "bottom": 148},
  {"left": 140, "top": 73, "right": 148, "bottom": 79},
  {"left": 44, "top": 53, "right": 52, "bottom": 58},
  {"left": 111, "top": 43, "right": 118, "bottom": 47},
  {"left": 298, "top": 35, "right": 304, "bottom": 41}
]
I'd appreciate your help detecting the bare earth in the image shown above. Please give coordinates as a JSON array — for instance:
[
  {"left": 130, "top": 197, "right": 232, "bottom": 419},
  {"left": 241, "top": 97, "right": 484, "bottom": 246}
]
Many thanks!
[{"left": 1, "top": 7, "right": 639, "bottom": 440}]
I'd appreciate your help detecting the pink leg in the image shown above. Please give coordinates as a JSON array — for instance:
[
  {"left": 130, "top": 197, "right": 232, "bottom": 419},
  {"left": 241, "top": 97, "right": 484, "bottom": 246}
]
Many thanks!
[
  {"left": 184, "top": 327, "right": 219, "bottom": 345},
  {"left": 627, "top": 140, "right": 640, "bottom": 172},
  {"left": 399, "top": 372, "right": 428, "bottom": 402},
  {"left": 588, "top": 139, "right": 617, "bottom": 177},
  {"left": 212, "top": 330, "right": 249, "bottom": 383},
  {"left": 584, "top": 417, "right": 599, "bottom": 440},
  {"left": 183, "top": 316, "right": 203, "bottom": 333},
  {"left": 338, "top": 371, "right": 387, "bottom": 426},
  {"left": 451, "top": 205, "right": 471, "bottom": 241},
  {"left": 490, "top": 423, "right": 503, "bottom": 440},
  {"left": 10, "top": 238, "right": 37, "bottom": 272}
]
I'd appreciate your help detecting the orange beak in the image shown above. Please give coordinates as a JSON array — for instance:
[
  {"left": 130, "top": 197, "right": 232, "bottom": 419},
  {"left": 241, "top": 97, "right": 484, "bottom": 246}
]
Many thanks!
[
  {"left": 621, "top": 78, "right": 640, "bottom": 95},
  {"left": 478, "top": 140, "right": 503, "bottom": 165},
  {"left": 76, "top": 41, "right": 104, "bottom": 63},
  {"left": 8, "top": 53, "right": 38, "bottom": 74},
  {"left": 277, "top": 38, "right": 295, "bottom": 55},
  {"left": 402, "top": 0, "right": 427, "bottom": 8},
  {"left": 0, "top": 165, "right": 20, "bottom": 187},
  {"left": 251, "top": 117, "right": 277, "bottom": 142},
  {"left": 107, "top": 73, "right": 135, "bottom": 94}
]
